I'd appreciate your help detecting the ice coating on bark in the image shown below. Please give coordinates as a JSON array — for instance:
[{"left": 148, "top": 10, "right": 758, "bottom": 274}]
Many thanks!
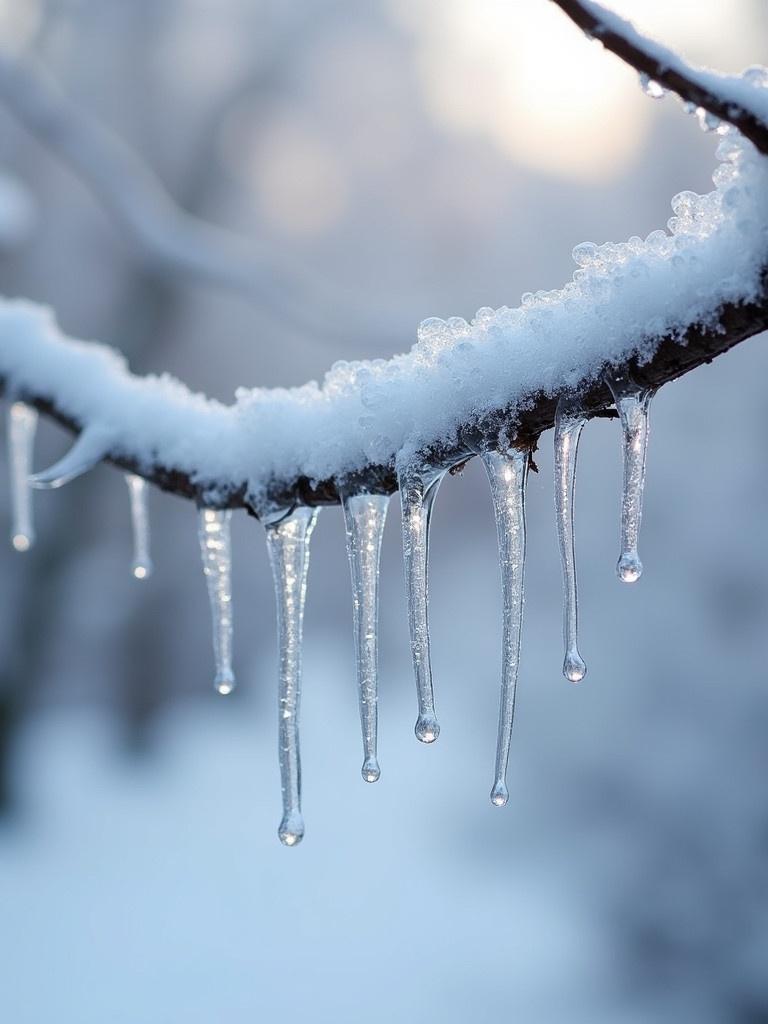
[
  {"left": 125, "top": 473, "right": 152, "bottom": 579},
  {"left": 604, "top": 371, "right": 654, "bottom": 583},
  {"left": 398, "top": 464, "right": 445, "bottom": 744},
  {"left": 341, "top": 491, "right": 389, "bottom": 783},
  {"left": 481, "top": 449, "right": 528, "bottom": 808},
  {"left": 554, "top": 397, "right": 587, "bottom": 682},
  {"left": 197, "top": 508, "right": 235, "bottom": 695},
  {"left": 265, "top": 507, "right": 319, "bottom": 847},
  {"left": 6, "top": 401, "right": 37, "bottom": 551}
]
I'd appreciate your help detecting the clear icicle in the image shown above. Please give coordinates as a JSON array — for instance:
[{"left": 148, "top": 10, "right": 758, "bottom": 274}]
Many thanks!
[
  {"left": 554, "top": 397, "right": 587, "bottom": 683},
  {"left": 125, "top": 474, "right": 152, "bottom": 579},
  {"left": 398, "top": 464, "right": 445, "bottom": 744},
  {"left": 341, "top": 491, "right": 389, "bottom": 783},
  {"left": 481, "top": 449, "right": 528, "bottom": 809},
  {"left": 197, "top": 508, "right": 235, "bottom": 696},
  {"left": 7, "top": 401, "right": 38, "bottom": 551},
  {"left": 604, "top": 371, "right": 654, "bottom": 583},
  {"left": 265, "top": 507, "right": 319, "bottom": 847},
  {"left": 30, "top": 429, "right": 109, "bottom": 489}
]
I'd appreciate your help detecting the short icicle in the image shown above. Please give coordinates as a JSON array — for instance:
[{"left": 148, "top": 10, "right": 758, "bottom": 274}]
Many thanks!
[
  {"left": 481, "top": 448, "right": 529, "bottom": 808},
  {"left": 197, "top": 508, "right": 235, "bottom": 695},
  {"left": 265, "top": 507, "right": 319, "bottom": 847},
  {"left": 6, "top": 401, "right": 38, "bottom": 552},
  {"left": 398, "top": 463, "right": 445, "bottom": 744},
  {"left": 30, "top": 429, "right": 110, "bottom": 489},
  {"left": 341, "top": 491, "right": 389, "bottom": 783},
  {"left": 554, "top": 396, "right": 587, "bottom": 683},
  {"left": 125, "top": 474, "right": 152, "bottom": 579},
  {"left": 604, "top": 371, "right": 654, "bottom": 583}
]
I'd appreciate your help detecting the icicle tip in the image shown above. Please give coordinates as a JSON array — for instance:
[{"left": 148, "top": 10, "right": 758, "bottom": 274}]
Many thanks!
[
  {"left": 617, "top": 552, "right": 643, "bottom": 584},
  {"left": 131, "top": 560, "right": 153, "bottom": 580},
  {"left": 563, "top": 649, "right": 587, "bottom": 683},
  {"left": 278, "top": 813, "right": 305, "bottom": 847},
  {"left": 362, "top": 757, "right": 381, "bottom": 783},
  {"left": 214, "top": 670, "right": 235, "bottom": 696},
  {"left": 415, "top": 712, "right": 440, "bottom": 744},
  {"left": 490, "top": 780, "right": 509, "bottom": 808},
  {"left": 11, "top": 532, "right": 32, "bottom": 552}
]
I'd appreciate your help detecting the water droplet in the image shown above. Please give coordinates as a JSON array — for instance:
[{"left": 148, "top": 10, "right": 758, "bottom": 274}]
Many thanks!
[
  {"left": 415, "top": 712, "right": 440, "bottom": 744},
  {"left": 639, "top": 73, "right": 666, "bottom": 99},
  {"left": 278, "top": 812, "right": 305, "bottom": 847},
  {"left": 362, "top": 758, "right": 381, "bottom": 783},
  {"left": 490, "top": 780, "right": 509, "bottom": 807}
]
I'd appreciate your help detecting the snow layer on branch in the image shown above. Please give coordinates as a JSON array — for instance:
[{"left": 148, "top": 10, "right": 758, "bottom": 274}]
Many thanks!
[
  {"left": 0, "top": 127, "right": 766, "bottom": 502},
  {"left": 582, "top": 0, "right": 768, "bottom": 125}
]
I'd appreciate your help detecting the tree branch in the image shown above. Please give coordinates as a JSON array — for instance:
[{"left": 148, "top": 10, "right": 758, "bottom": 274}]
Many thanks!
[
  {"left": 550, "top": 0, "right": 768, "bottom": 154},
  {"left": 1, "top": 1, "right": 767, "bottom": 515}
]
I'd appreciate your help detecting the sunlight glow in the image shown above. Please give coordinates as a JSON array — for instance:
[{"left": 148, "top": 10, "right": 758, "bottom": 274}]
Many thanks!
[{"left": 392, "top": 0, "right": 758, "bottom": 181}]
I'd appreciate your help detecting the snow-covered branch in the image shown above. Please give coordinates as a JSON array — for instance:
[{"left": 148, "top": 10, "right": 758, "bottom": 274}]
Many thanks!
[{"left": 551, "top": 0, "right": 768, "bottom": 154}]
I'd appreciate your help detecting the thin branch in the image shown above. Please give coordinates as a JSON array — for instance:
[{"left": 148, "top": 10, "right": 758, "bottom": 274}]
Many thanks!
[
  {"left": 0, "top": 51, "right": 397, "bottom": 344},
  {"left": 550, "top": 0, "right": 768, "bottom": 156}
]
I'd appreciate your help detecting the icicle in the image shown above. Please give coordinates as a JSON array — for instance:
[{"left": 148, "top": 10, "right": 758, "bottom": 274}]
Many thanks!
[
  {"left": 341, "top": 491, "right": 389, "bottom": 783},
  {"left": 481, "top": 448, "right": 528, "bottom": 808},
  {"left": 197, "top": 508, "right": 235, "bottom": 696},
  {"left": 125, "top": 474, "right": 152, "bottom": 579},
  {"left": 265, "top": 507, "right": 319, "bottom": 847},
  {"left": 6, "top": 401, "right": 38, "bottom": 551},
  {"left": 30, "top": 429, "right": 109, "bottom": 489},
  {"left": 604, "top": 371, "right": 654, "bottom": 583},
  {"left": 398, "top": 463, "right": 445, "bottom": 744},
  {"left": 554, "top": 397, "right": 587, "bottom": 683}
]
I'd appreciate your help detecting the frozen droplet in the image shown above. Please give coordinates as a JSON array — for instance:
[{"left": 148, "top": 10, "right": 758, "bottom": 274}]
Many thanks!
[
  {"left": 490, "top": 780, "right": 509, "bottom": 808},
  {"left": 6, "top": 401, "right": 37, "bottom": 552},
  {"left": 481, "top": 448, "right": 528, "bottom": 807},
  {"left": 341, "top": 490, "right": 389, "bottom": 783},
  {"left": 197, "top": 508, "right": 235, "bottom": 695},
  {"left": 696, "top": 107, "right": 721, "bottom": 133},
  {"left": 742, "top": 65, "right": 768, "bottom": 88},
  {"left": 638, "top": 73, "right": 666, "bottom": 99},
  {"left": 398, "top": 464, "right": 445, "bottom": 744},
  {"left": 125, "top": 474, "right": 152, "bottom": 579},
  {"left": 30, "top": 429, "right": 109, "bottom": 489},
  {"left": 604, "top": 371, "right": 654, "bottom": 584},
  {"left": 265, "top": 507, "right": 319, "bottom": 847},
  {"left": 554, "top": 396, "right": 587, "bottom": 683}
]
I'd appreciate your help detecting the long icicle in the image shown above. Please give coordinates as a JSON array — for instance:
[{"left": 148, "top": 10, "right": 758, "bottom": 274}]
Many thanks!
[
  {"left": 398, "top": 464, "right": 445, "bottom": 744},
  {"left": 604, "top": 371, "right": 654, "bottom": 583},
  {"left": 197, "top": 508, "right": 235, "bottom": 695},
  {"left": 125, "top": 473, "right": 153, "bottom": 579},
  {"left": 554, "top": 397, "right": 587, "bottom": 682},
  {"left": 7, "top": 401, "right": 38, "bottom": 552},
  {"left": 341, "top": 491, "right": 389, "bottom": 783},
  {"left": 265, "top": 507, "right": 319, "bottom": 847},
  {"left": 481, "top": 448, "right": 528, "bottom": 808}
]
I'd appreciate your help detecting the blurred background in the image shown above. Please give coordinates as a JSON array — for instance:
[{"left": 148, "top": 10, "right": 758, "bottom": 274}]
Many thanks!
[{"left": 0, "top": 1, "right": 767, "bottom": 1021}]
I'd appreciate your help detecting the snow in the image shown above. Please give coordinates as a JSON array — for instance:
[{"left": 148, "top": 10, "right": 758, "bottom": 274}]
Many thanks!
[{"left": 0, "top": 120, "right": 766, "bottom": 505}]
